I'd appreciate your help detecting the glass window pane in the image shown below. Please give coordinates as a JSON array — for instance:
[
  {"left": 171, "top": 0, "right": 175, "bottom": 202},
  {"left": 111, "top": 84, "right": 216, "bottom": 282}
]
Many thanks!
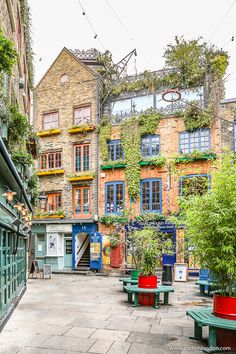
[
  {"left": 108, "top": 144, "right": 115, "bottom": 161},
  {"left": 75, "top": 146, "right": 81, "bottom": 172},
  {"left": 83, "top": 145, "right": 90, "bottom": 171},
  {"left": 151, "top": 136, "right": 160, "bottom": 156},
  {"left": 83, "top": 188, "right": 89, "bottom": 213},
  {"left": 152, "top": 181, "right": 160, "bottom": 211},
  {"left": 106, "top": 185, "right": 114, "bottom": 213},
  {"left": 116, "top": 183, "right": 124, "bottom": 212},
  {"left": 141, "top": 138, "right": 150, "bottom": 157},
  {"left": 142, "top": 181, "right": 150, "bottom": 211},
  {"left": 75, "top": 189, "right": 81, "bottom": 213}
]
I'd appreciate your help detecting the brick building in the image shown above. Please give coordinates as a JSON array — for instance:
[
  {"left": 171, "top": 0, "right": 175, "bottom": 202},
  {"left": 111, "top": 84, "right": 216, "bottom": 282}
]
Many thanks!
[
  {"left": 0, "top": 0, "right": 33, "bottom": 329},
  {"left": 33, "top": 48, "right": 101, "bottom": 271},
  {"left": 98, "top": 70, "right": 235, "bottom": 271}
]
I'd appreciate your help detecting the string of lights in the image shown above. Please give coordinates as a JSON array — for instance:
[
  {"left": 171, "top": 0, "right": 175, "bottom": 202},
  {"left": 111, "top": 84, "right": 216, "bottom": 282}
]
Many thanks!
[
  {"left": 76, "top": 0, "right": 106, "bottom": 51},
  {"left": 209, "top": 0, "right": 236, "bottom": 40}
]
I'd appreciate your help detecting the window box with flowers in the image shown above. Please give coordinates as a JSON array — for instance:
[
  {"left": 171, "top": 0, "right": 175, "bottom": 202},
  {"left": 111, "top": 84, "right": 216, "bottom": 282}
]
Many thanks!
[
  {"left": 68, "top": 124, "right": 95, "bottom": 134},
  {"left": 68, "top": 172, "right": 95, "bottom": 182},
  {"left": 34, "top": 210, "right": 66, "bottom": 219},
  {"left": 174, "top": 151, "right": 217, "bottom": 164},
  {"left": 37, "top": 169, "right": 64, "bottom": 177},
  {"left": 37, "top": 129, "right": 62, "bottom": 137}
]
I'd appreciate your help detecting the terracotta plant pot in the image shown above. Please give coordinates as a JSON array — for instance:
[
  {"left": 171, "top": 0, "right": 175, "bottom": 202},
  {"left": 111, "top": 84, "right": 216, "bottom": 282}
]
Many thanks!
[
  {"left": 110, "top": 245, "right": 121, "bottom": 268},
  {"left": 138, "top": 275, "right": 158, "bottom": 306},
  {"left": 213, "top": 294, "right": 236, "bottom": 350}
]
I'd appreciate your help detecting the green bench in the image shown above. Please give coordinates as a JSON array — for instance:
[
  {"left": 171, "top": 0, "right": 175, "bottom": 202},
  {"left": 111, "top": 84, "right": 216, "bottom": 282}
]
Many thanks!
[
  {"left": 119, "top": 278, "right": 138, "bottom": 291},
  {"left": 124, "top": 285, "right": 174, "bottom": 309},
  {"left": 187, "top": 307, "right": 236, "bottom": 353},
  {"left": 195, "top": 280, "right": 217, "bottom": 296}
]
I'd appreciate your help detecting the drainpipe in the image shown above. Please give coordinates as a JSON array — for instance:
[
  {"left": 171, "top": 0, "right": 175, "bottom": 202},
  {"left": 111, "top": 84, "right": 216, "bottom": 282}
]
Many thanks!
[{"left": 95, "top": 75, "right": 100, "bottom": 221}]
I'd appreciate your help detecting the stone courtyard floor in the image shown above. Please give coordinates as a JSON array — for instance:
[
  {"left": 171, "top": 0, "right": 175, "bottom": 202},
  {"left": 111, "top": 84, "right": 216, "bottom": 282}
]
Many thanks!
[{"left": 0, "top": 274, "right": 214, "bottom": 354}]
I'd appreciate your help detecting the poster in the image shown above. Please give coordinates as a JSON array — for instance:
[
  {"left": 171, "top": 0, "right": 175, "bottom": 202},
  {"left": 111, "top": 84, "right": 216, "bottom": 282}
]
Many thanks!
[
  {"left": 102, "top": 235, "right": 110, "bottom": 265},
  {"left": 174, "top": 263, "right": 188, "bottom": 282},
  {"left": 47, "top": 233, "right": 57, "bottom": 256}
]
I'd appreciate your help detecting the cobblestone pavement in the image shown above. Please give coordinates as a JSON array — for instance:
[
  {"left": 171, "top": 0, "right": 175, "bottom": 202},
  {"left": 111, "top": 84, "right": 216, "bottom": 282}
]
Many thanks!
[{"left": 0, "top": 274, "right": 214, "bottom": 354}]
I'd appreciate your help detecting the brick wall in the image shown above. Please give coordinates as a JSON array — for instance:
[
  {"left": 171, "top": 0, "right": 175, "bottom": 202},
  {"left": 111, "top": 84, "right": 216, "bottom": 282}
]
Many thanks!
[{"left": 35, "top": 49, "right": 98, "bottom": 219}]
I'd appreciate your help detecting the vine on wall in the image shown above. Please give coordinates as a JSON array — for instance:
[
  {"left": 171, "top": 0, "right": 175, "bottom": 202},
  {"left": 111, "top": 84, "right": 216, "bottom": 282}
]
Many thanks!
[
  {"left": 184, "top": 101, "right": 213, "bottom": 131},
  {"left": 97, "top": 116, "right": 112, "bottom": 161}
]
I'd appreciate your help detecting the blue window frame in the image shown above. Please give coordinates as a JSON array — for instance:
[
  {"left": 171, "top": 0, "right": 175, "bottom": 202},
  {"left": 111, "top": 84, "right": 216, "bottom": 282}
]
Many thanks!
[
  {"left": 141, "top": 135, "right": 160, "bottom": 157},
  {"left": 105, "top": 181, "right": 125, "bottom": 214},
  {"left": 179, "top": 128, "right": 210, "bottom": 154},
  {"left": 180, "top": 174, "right": 210, "bottom": 197},
  {"left": 140, "top": 178, "right": 162, "bottom": 212},
  {"left": 107, "top": 140, "right": 123, "bottom": 161}
]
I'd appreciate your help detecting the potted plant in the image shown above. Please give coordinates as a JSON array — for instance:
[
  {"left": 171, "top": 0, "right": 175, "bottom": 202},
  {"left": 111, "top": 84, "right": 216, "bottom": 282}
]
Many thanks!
[{"left": 180, "top": 153, "right": 236, "bottom": 349}]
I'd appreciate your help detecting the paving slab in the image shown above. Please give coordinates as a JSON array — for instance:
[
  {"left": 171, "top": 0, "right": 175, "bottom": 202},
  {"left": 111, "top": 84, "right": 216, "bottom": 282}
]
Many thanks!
[
  {"left": 90, "top": 329, "right": 130, "bottom": 341},
  {"left": 88, "top": 339, "right": 114, "bottom": 353}
]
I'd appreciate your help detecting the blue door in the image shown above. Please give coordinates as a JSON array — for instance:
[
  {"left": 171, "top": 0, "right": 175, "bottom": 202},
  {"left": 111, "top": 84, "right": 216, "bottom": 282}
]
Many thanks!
[
  {"left": 72, "top": 223, "right": 97, "bottom": 270},
  {"left": 90, "top": 232, "right": 102, "bottom": 270},
  {"left": 161, "top": 227, "right": 176, "bottom": 266}
]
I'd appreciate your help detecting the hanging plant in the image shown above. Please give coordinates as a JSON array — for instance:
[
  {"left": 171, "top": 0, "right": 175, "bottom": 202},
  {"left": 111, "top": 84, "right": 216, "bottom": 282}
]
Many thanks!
[
  {"left": 109, "top": 233, "right": 120, "bottom": 248},
  {"left": 184, "top": 101, "right": 213, "bottom": 132}
]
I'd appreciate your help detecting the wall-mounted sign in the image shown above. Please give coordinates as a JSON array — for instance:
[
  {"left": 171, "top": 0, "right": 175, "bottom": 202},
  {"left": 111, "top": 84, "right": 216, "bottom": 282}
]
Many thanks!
[{"left": 174, "top": 263, "right": 188, "bottom": 282}]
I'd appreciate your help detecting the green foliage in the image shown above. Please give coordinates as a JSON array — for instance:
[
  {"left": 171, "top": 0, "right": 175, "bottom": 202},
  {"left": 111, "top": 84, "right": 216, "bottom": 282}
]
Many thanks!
[
  {"left": 0, "top": 29, "right": 18, "bottom": 75},
  {"left": 8, "top": 105, "right": 31, "bottom": 150},
  {"left": 135, "top": 212, "right": 165, "bottom": 223},
  {"left": 97, "top": 116, "right": 112, "bottom": 161},
  {"left": 19, "top": 0, "right": 34, "bottom": 88},
  {"left": 184, "top": 101, "right": 213, "bottom": 131},
  {"left": 141, "top": 156, "right": 166, "bottom": 167},
  {"left": 35, "top": 210, "right": 66, "bottom": 218},
  {"left": 99, "top": 213, "right": 128, "bottom": 225},
  {"left": 109, "top": 232, "right": 120, "bottom": 248},
  {"left": 128, "top": 226, "right": 173, "bottom": 275},
  {"left": 11, "top": 150, "right": 34, "bottom": 166},
  {"left": 180, "top": 153, "right": 236, "bottom": 296},
  {"left": 27, "top": 174, "right": 39, "bottom": 206},
  {"left": 121, "top": 109, "right": 161, "bottom": 199},
  {"left": 174, "top": 150, "right": 216, "bottom": 164}
]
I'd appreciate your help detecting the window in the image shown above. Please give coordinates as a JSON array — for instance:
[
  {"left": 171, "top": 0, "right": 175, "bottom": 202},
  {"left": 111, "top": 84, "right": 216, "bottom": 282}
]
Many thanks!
[
  {"left": 43, "top": 112, "right": 59, "bottom": 130},
  {"left": 74, "top": 106, "right": 91, "bottom": 125},
  {"left": 74, "top": 187, "right": 90, "bottom": 216},
  {"left": 141, "top": 135, "right": 160, "bottom": 157},
  {"left": 40, "top": 151, "right": 62, "bottom": 170},
  {"left": 179, "top": 129, "right": 210, "bottom": 153},
  {"left": 107, "top": 140, "right": 123, "bottom": 161},
  {"left": 180, "top": 175, "right": 209, "bottom": 197},
  {"left": 46, "top": 193, "right": 62, "bottom": 212},
  {"left": 141, "top": 179, "right": 161, "bottom": 212},
  {"left": 105, "top": 182, "right": 124, "bottom": 214},
  {"left": 74, "top": 144, "right": 90, "bottom": 172}
]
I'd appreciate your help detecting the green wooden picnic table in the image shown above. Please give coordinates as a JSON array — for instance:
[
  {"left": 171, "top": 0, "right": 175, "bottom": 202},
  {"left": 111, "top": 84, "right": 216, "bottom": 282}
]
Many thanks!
[
  {"left": 119, "top": 278, "right": 138, "bottom": 291},
  {"left": 187, "top": 307, "right": 236, "bottom": 353},
  {"left": 124, "top": 284, "right": 174, "bottom": 309}
]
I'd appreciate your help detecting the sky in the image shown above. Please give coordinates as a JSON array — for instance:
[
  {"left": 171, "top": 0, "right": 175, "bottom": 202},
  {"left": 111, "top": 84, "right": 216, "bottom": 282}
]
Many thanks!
[{"left": 29, "top": 0, "right": 236, "bottom": 98}]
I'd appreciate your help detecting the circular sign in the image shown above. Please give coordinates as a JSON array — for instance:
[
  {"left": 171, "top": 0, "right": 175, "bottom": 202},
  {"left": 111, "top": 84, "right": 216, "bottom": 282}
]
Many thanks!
[{"left": 162, "top": 89, "right": 181, "bottom": 102}]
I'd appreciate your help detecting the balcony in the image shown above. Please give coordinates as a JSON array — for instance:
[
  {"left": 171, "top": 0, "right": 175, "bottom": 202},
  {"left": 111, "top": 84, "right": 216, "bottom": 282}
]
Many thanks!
[
  {"left": 37, "top": 129, "right": 61, "bottom": 137},
  {"left": 37, "top": 169, "right": 65, "bottom": 177},
  {"left": 68, "top": 124, "right": 95, "bottom": 134}
]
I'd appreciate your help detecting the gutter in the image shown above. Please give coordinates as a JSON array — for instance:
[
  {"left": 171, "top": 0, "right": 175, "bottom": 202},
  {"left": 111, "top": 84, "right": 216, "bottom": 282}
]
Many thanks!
[{"left": 0, "top": 137, "right": 32, "bottom": 212}]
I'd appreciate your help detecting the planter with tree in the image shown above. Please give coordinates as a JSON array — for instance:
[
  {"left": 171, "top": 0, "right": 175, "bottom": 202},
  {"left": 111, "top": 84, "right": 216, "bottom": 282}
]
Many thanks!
[
  {"left": 180, "top": 153, "right": 236, "bottom": 349},
  {"left": 109, "top": 232, "right": 121, "bottom": 268}
]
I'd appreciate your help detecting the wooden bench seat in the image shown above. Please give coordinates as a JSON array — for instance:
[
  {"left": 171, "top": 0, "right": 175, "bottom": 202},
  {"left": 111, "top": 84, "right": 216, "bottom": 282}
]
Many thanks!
[
  {"left": 186, "top": 307, "right": 236, "bottom": 353},
  {"left": 124, "top": 285, "right": 174, "bottom": 309},
  {"left": 195, "top": 280, "right": 218, "bottom": 296},
  {"left": 119, "top": 278, "right": 138, "bottom": 291}
]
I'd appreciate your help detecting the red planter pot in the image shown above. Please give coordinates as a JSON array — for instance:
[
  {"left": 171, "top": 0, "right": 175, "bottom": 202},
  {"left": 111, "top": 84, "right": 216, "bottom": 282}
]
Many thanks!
[
  {"left": 138, "top": 275, "right": 158, "bottom": 289},
  {"left": 213, "top": 294, "right": 236, "bottom": 350},
  {"left": 138, "top": 275, "right": 158, "bottom": 307},
  {"left": 110, "top": 245, "right": 121, "bottom": 268}
]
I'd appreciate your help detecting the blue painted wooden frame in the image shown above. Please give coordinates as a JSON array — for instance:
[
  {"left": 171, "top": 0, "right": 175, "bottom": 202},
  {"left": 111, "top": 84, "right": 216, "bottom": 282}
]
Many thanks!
[
  {"left": 140, "top": 178, "right": 162, "bottom": 213},
  {"left": 179, "top": 128, "right": 211, "bottom": 154},
  {"left": 141, "top": 134, "right": 160, "bottom": 157},
  {"left": 107, "top": 139, "right": 124, "bottom": 160},
  {"left": 179, "top": 173, "right": 211, "bottom": 196},
  {"left": 105, "top": 180, "right": 125, "bottom": 214}
]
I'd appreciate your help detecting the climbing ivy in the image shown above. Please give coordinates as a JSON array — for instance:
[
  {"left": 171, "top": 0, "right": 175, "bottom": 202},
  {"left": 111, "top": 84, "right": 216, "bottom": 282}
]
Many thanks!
[
  {"left": 0, "top": 29, "right": 18, "bottom": 76},
  {"left": 184, "top": 101, "right": 213, "bottom": 131},
  {"left": 121, "top": 109, "right": 161, "bottom": 199},
  {"left": 97, "top": 116, "right": 112, "bottom": 161}
]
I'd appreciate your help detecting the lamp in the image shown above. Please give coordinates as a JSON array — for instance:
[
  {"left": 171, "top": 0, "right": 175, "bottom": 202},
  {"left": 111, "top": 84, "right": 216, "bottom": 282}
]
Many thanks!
[
  {"left": 39, "top": 192, "right": 47, "bottom": 212},
  {"left": 13, "top": 202, "right": 25, "bottom": 212},
  {"left": 2, "top": 189, "right": 17, "bottom": 202},
  {"left": 21, "top": 208, "right": 28, "bottom": 217}
]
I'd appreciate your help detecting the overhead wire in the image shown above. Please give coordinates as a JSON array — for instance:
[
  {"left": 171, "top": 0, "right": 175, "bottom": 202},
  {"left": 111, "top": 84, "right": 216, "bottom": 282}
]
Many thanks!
[
  {"left": 209, "top": 0, "right": 236, "bottom": 40},
  {"left": 76, "top": 0, "right": 106, "bottom": 51}
]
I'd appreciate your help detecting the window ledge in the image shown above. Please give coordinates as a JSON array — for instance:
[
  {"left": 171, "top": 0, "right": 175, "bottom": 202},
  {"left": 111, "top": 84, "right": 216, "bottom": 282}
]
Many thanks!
[
  {"left": 68, "top": 125, "right": 95, "bottom": 134},
  {"left": 37, "top": 169, "right": 65, "bottom": 176},
  {"left": 101, "top": 163, "right": 126, "bottom": 170},
  {"left": 68, "top": 174, "right": 94, "bottom": 182},
  {"left": 37, "top": 129, "right": 62, "bottom": 137},
  {"left": 174, "top": 153, "right": 217, "bottom": 164}
]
